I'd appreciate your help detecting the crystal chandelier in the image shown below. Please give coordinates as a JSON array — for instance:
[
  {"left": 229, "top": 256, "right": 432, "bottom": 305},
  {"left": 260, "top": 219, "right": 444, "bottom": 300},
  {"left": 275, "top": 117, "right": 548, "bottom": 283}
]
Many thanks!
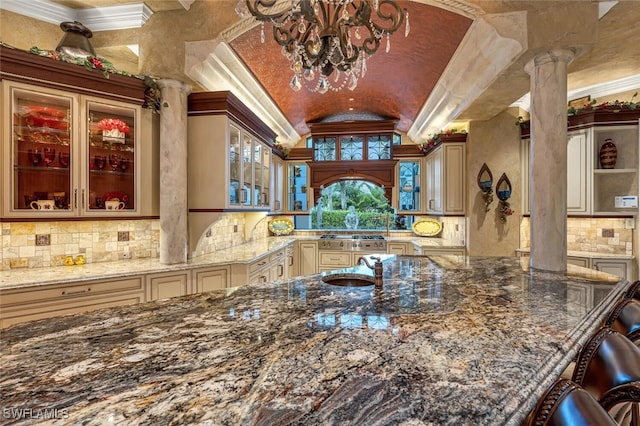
[{"left": 236, "top": 0, "right": 409, "bottom": 93}]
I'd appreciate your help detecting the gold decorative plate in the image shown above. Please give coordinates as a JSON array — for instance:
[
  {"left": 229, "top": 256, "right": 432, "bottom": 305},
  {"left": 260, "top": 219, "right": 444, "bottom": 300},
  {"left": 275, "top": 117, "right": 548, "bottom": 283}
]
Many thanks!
[
  {"left": 412, "top": 219, "right": 442, "bottom": 237},
  {"left": 268, "top": 218, "right": 294, "bottom": 236}
]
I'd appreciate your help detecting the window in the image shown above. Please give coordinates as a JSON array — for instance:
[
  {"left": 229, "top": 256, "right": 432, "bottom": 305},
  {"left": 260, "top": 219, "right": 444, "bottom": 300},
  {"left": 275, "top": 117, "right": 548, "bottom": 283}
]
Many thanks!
[{"left": 312, "top": 134, "right": 392, "bottom": 161}]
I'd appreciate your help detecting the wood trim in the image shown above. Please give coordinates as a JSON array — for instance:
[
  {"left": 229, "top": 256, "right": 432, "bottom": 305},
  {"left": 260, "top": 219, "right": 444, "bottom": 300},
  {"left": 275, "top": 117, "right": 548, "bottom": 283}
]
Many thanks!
[
  {"left": 286, "top": 148, "right": 313, "bottom": 160},
  {"left": 308, "top": 120, "right": 397, "bottom": 134},
  {"left": 393, "top": 144, "right": 424, "bottom": 157},
  {"left": 521, "top": 109, "right": 640, "bottom": 138},
  {"left": 187, "top": 91, "right": 277, "bottom": 144},
  {"left": 0, "top": 216, "right": 160, "bottom": 222},
  {"left": 0, "top": 45, "right": 148, "bottom": 105}
]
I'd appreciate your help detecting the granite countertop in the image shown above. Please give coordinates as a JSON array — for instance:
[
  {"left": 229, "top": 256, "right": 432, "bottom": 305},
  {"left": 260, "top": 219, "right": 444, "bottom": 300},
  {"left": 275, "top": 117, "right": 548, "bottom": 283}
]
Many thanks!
[
  {"left": 0, "top": 234, "right": 463, "bottom": 291},
  {"left": 0, "top": 255, "right": 628, "bottom": 425},
  {"left": 0, "top": 237, "right": 296, "bottom": 290}
]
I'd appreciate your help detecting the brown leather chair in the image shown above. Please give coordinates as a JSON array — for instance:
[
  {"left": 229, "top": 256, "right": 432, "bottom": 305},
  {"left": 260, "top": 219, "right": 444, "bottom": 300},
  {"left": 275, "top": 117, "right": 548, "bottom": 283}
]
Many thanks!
[
  {"left": 525, "top": 378, "right": 617, "bottom": 425},
  {"left": 604, "top": 298, "right": 640, "bottom": 344},
  {"left": 625, "top": 281, "right": 640, "bottom": 301},
  {"left": 572, "top": 327, "right": 640, "bottom": 424}
]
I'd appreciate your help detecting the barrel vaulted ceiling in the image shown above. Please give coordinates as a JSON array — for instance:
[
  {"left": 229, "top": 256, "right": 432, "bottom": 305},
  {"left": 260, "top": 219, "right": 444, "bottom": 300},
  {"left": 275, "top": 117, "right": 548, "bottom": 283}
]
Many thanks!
[{"left": 6, "top": 0, "right": 640, "bottom": 146}]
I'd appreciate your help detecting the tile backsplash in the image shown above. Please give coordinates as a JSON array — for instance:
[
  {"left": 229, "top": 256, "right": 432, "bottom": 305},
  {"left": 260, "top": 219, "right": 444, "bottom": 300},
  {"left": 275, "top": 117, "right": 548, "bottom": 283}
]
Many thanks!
[
  {"left": 520, "top": 217, "right": 633, "bottom": 255},
  {"left": 1, "top": 220, "right": 160, "bottom": 270}
]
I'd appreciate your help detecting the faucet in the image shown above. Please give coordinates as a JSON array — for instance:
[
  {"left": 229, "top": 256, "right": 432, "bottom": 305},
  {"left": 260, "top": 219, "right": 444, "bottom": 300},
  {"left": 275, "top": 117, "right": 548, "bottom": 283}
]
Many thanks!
[{"left": 358, "top": 256, "right": 383, "bottom": 288}]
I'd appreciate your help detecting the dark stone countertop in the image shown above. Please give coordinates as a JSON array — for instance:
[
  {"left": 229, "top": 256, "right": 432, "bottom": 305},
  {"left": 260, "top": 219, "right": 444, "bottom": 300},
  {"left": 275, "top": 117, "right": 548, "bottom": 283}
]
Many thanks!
[{"left": 0, "top": 255, "right": 628, "bottom": 425}]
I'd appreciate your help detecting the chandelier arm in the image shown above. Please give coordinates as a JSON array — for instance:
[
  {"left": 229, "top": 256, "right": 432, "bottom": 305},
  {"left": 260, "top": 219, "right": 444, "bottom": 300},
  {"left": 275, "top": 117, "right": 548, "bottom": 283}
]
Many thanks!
[
  {"left": 375, "top": 1, "right": 405, "bottom": 33},
  {"left": 244, "top": 0, "right": 289, "bottom": 21}
]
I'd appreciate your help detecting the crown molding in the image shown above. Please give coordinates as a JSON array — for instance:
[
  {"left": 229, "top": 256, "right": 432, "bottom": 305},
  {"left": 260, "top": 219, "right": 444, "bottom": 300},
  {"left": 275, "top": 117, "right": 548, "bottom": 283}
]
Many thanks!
[
  {"left": 0, "top": 0, "right": 152, "bottom": 30},
  {"left": 185, "top": 41, "right": 301, "bottom": 146},
  {"left": 511, "top": 73, "right": 640, "bottom": 112}
]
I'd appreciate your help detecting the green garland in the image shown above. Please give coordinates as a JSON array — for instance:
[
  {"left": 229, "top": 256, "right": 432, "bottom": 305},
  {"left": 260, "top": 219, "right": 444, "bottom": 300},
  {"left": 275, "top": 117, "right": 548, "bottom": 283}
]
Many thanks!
[{"left": 23, "top": 45, "right": 162, "bottom": 113}]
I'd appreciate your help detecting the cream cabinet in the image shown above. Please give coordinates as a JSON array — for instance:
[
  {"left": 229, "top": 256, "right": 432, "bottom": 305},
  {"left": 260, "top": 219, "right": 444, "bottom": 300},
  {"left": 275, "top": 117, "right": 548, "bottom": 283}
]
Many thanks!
[
  {"left": 522, "top": 130, "right": 590, "bottom": 215},
  {"left": 2, "top": 80, "right": 156, "bottom": 218},
  {"left": 146, "top": 271, "right": 191, "bottom": 301},
  {"left": 0, "top": 275, "right": 145, "bottom": 329},
  {"left": 413, "top": 246, "right": 466, "bottom": 256},
  {"left": 187, "top": 92, "right": 277, "bottom": 212},
  {"left": 192, "top": 266, "right": 229, "bottom": 292},
  {"left": 296, "top": 241, "right": 318, "bottom": 276},
  {"left": 521, "top": 114, "right": 639, "bottom": 216},
  {"left": 593, "top": 258, "right": 634, "bottom": 280},
  {"left": 387, "top": 242, "right": 411, "bottom": 255},
  {"left": 272, "top": 155, "right": 285, "bottom": 213},
  {"left": 425, "top": 142, "right": 465, "bottom": 215},
  {"left": 519, "top": 252, "right": 635, "bottom": 281},
  {"left": 230, "top": 247, "right": 288, "bottom": 286},
  {"left": 285, "top": 162, "right": 311, "bottom": 213},
  {"left": 396, "top": 159, "right": 422, "bottom": 213}
]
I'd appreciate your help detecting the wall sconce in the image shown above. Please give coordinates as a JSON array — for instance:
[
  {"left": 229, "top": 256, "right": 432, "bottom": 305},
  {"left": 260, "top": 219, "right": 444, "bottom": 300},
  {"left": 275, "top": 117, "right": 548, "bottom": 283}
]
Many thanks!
[
  {"left": 496, "top": 173, "right": 514, "bottom": 222},
  {"left": 477, "top": 163, "right": 493, "bottom": 212}
]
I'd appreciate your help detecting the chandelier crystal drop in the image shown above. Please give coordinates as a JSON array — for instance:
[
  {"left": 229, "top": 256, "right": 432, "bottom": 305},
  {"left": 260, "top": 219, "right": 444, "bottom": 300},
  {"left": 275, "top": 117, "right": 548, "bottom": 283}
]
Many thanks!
[{"left": 237, "top": 0, "right": 409, "bottom": 94}]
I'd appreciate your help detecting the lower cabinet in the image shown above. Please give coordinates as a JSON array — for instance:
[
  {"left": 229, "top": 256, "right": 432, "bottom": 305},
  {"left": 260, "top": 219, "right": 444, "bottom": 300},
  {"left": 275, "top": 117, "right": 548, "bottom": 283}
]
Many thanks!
[
  {"left": 413, "top": 246, "right": 466, "bottom": 256},
  {"left": 318, "top": 251, "right": 381, "bottom": 273},
  {"left": 192, "top": 266, "right": 229, "bottom": 292},
  {"left": 387, "top": 242, "right": 410, "bottom": 255},
  {"left": 519, "top": 253, "right": 634, "bottom": 281},
  {"left": 593, "top": 258, "right": 634, "bottom": 280},
  {"left": 297, "top": 241, "right": 318, "bottom": 276},
  {"left": 146, "top": 271, "right": 191, "bottom": 301},
  {"left": 231, "top": 248, "right": 288, "bottom": 286},
  {"left": 0, "top": 275, "right": 145, "bottom": 329}
]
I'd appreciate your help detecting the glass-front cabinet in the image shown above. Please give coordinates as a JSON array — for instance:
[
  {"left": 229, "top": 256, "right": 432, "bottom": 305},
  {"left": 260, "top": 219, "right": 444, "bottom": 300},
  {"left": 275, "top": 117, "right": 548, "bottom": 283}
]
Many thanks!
[
  {"left": 286, "top": 162, "right": 310, "bottom": 213},
  {"left": 2, "top": 81, "right": 140, "bottom": 217},
  {"left": 397, "top": 159, "right": 421, "bottom": 212},
  {"left": 227, "top": 122, "right": 270, "bottom": 209}
]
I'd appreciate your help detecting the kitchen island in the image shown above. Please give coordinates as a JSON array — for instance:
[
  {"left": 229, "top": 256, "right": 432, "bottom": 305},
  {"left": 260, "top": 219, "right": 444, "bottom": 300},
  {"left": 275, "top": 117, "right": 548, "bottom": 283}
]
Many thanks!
[{"left": 0, "top": 255, "right": 628, "bottom": 425}]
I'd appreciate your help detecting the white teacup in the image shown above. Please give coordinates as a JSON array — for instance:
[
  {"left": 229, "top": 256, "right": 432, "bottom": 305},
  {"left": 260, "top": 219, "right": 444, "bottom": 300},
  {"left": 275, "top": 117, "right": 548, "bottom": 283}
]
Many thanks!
[
  {"left": 30, "top": 199, "right": 55, "bottom": 210},
  {"left": 105, "top": 199, "right": 125, "bottom": 211}
]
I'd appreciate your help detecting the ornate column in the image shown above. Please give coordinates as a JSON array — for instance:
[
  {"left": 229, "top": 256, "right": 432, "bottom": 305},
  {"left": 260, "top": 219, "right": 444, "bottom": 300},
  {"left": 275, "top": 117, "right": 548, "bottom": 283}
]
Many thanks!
[
  {"left": 524, "top": 49, "right": 576, "bottom": 272},
  {"left": 157, "top": 79, "right": 191, "bottom": 264}
]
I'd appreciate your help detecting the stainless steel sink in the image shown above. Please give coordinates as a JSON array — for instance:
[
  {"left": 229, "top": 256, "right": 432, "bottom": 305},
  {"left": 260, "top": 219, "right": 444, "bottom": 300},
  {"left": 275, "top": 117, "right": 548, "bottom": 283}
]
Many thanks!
[{"left": 321, "top": 274, "right": 375, "bottom": 287}]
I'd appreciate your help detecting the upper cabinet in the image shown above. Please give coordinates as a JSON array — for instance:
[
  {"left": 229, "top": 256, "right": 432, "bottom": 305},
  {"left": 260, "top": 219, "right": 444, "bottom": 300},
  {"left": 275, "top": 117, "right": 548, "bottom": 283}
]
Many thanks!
[
  {"left": 285, "top": 162, "right": 311, "bottom": 213},
  {"left": 0, "top": 47, "right": 158, "bottom": 219},
  {"left": 521, "top": 111, "right": 639, "bottom": 216},
  {"left": 424, "top": 136, "right": 466, "bottom": 216},
  {"left": 187, "top": 91, "right": 277, "bottom": 212},
  {"left": 396, "top": 159, "right": 421, "bottom": 213}
]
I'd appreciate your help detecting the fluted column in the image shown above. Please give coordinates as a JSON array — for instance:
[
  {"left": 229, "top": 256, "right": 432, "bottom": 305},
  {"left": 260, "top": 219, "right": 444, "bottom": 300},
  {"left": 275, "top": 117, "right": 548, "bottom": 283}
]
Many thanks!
[
  {"left": 157, "top": 79, "right": 191, "bottom": 264},
  {"left": 524, "top": 49, "right": 576, "bottom": 272}
]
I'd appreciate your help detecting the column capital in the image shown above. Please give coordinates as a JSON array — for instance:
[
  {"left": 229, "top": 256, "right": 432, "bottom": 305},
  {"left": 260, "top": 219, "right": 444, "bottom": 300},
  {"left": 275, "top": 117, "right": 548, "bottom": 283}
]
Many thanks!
[
  {"left": 524, "top": 48, "right": 577, "bottom": 75},
  {"left": 156, "top": 78, "right": 192, "bottom": 95}
]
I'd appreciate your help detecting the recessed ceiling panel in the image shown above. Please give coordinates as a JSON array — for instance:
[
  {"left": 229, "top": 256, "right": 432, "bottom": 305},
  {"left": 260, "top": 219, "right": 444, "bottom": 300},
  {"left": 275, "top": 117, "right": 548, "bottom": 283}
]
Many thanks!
[{"left": 230, "top": 1, "right": 472, "bottom": 135}]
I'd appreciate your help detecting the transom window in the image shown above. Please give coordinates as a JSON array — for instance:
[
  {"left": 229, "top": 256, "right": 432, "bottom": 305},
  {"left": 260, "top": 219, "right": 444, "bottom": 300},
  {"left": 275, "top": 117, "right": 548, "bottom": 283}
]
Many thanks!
[{"left": 313, "top": 134, "right": 392, "bottom": 161}]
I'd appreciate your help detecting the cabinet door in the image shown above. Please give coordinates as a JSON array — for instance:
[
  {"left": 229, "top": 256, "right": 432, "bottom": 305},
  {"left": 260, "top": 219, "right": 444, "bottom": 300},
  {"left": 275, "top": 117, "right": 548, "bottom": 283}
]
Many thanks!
[
  {"left": 593, "top": 259, "right": 629, "bottom": 280},
  {"left": 567, "top": 130, "right": 589, "bottom": 214},
  {"left": 397, "top": 159, "right": 421, "bottom": 212},
  {"left": 286, "top": 162, "right": 310, "bottom": 213},
  {"left": 443, "top": 143, "right": 465, "bottom": 214},
  {"left": 229, "top": 124, "right": 242, "bottom": 207},
  {"left": 193, "top": 267, "right": 229, "bottom": 292},
  {"left": 426, "top": 148, "right": 442, "bottom": 214},
  {"left": 387, "top": 242, "right": 408, "bottom": 255},
  {"left": 271, "top": 156, "right": 284, "bottom": 213},
  {"left": 261, "top": 144, "right": 271, "bottom": 208},
  {"left": 147, "top": 271, "right": 190, "bottom": 301},
  {"left": 3, "top": 82, "right": 77, "bottom": 217},
  {"left": 297, "top": 241, "right": 317, "bottom": 275},
  {"left": 83, "top": 98, "right": 139, "bottom": 215}
]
